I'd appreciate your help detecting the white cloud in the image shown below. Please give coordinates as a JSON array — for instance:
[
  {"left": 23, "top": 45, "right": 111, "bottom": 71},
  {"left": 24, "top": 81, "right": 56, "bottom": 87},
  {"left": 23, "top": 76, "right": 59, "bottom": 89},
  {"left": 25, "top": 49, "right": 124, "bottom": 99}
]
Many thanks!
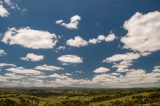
[
  {"left": 66, "top": 33, "right": 116, "bottom": 47},
  {"left": 56, "top": 46, "right": 65, "bottom": 50},
  {"left": 57, "top": 54, "right": 83, "bottom": 64},
  {"left": 89, "top": 33, "right": 116, "bottom": 45},
  {"left": 121, "top": 11, "right": 160, "bottom": 55},
  {"left": 55, "top": 20, "right": 63, "bottom": 24},
  {"left": 75, "top": 71, "right": 83, "bottom": 74},
  {"left": 4, "top": 73, "right": 24, "bottom": 80},
  {"left": 35, "top": 64, "right": 64, "bottom": 71},
  {"left": 92, "top": 74, "right": 113, "bottom": 82},
  {"left": 0, "top": 5, "right": 9, "bottom": 17},
  {"left": 112, "top": 61, "right": 132, "bottom": 72},
  {"left": 20, "top": 53, "right": 44, "bottom": 62},
  {"left": 88, "top": 38, "right": 98, "bottom": 45},
  {"left": 0, "top": 74, "right": 24, "bottom": 82},
  {"left": 6, "top": 67, "right": 42, "bottom": 75},
  {"left": 103, "top": 52, "right": 141, "bottom": 72},
  {"left": 111, "top": 72, "right": 122, "bottom": 76},
  {"left": 64, "top": 73, "right": 72, "bottom": 76},
  {"left": 0, "top": 0, "right": 25, "bottom": 17},
  {"left": 93, "top": 67, "right": 110, "bottom": 73},
  {"left": 153, "top": 66, "right": 160, "bottom": 73},
  {"left": 92, "top": 68, "right": 160, "bottom": 88},
  {"left": 56, "top": 15, "right": 81, "bottom": 30},
  {"left": 66, "top": 36, "right": 88, "bottom": 47},
  {"left": 103, "top": 52, "right": 140, "bottom": 63},
  {"left": 97, "top": 35, "right": 105, "bottom": 41},
  {"left": 105, "top": 33, "right": 116, "bottom": 42},
  {"left": 2, "top": 27, "right": 57, "bottom": 49},
  {"left": 2, "top": 0, "right": 19, "bottom": 9},
  {"left": 48, "top": 73, "right": 67, "bottom": 78},
  {"left": 47, "top": 73, "right": 80, "bottom": 86},
  {"left": 0, "top": 63, "right": 16, "bottom": 67},
  {"left": 1, "top": 67, "right": 160, "bottom": 88},
  {"left": 0, "top": 49, "right": 6, "bottom": 56}
]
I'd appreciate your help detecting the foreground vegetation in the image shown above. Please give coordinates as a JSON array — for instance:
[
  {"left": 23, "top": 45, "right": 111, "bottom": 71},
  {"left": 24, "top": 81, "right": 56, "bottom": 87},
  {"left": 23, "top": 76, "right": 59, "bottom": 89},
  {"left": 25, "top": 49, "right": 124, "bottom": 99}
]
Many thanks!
[{"left": 0, "top": 88, "right": 160, "bottom": 106}]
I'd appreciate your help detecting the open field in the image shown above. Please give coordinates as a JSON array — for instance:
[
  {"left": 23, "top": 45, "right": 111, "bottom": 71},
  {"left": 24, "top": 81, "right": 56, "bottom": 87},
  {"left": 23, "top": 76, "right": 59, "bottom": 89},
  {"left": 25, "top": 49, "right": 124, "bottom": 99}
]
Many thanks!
[{"left": 0, "top": 88, "right": 160, "bottom": 106}]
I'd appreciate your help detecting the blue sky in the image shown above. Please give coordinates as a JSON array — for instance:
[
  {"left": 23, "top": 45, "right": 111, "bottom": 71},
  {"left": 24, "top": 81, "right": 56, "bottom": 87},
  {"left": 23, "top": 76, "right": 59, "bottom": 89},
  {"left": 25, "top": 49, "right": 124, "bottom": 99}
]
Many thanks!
[{"left": 0, "top": 0, "right": 160, "bottom": 88}]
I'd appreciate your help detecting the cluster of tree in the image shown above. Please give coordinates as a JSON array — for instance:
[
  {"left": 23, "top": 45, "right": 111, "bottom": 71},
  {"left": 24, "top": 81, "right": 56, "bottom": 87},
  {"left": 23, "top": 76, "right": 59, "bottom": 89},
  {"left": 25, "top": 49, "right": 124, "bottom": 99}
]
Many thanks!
[
  {"left": 0, "top": 96, "right": 40, "bottom": 106},
  {"left": 18, "top": 96, "right": 40, "bottom": 106},
  {"left": 0, "top": 99, "right": 17, "bottom": 106}
]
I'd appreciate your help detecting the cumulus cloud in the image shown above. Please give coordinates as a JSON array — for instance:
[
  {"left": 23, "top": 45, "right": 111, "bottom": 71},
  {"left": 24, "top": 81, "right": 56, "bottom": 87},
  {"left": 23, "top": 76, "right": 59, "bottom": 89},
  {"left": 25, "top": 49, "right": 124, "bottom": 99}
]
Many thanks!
[
  {"left": 46, "top": 73, "right": 80, "bottom": 86},
  {"left": 88, "top": 38, "right": 98, "bottom": 45},
  {"left": 2, "top": 27, "right": 57, "bottom": 49},
  {"left": 0, "top": 49, "right": 6, "bottom": 56},
  {"left": 66, "top": 36, "right": 88, "bottom": 47},
  {"left": 93, "top": 67, "right": 110, "bottom": 73},
  {"left": 56, "top": 15, "right": 81, "bottom": 29},
  {"left": 103, "top": 52, "right": 141, "bottom": 72},
  {"left": 48, "top": 73, "right": 68, "bottom": 78},
  {"left": 89, "top": 33, "right": 116, "bottom": 45},
  {"left": 89, "top": 35, "right": 104, "bottom": 45},
  {"left": 20, "top": 53, "right": 44, "bottom": 62},
  {"left": 112, "top": 61, "right": 132, "bottom": 72},
  {"left": 57, "top": 55, "right": 83, "bottom": 64},
  {"left": 66, "top": 33, "right": 116, "bottom": 47},
  {"left": 6, "top": 67, "right": 42, "bottom": 75},
  {"left": 153, "top": 66, "right": 160, "bottom": 73},
  {"left": 103, "top": 11, "right": 160, "bottom": 73},
  {"left": 0, "top": 5, "right": 9, "bottom": 17},
  {"left": 97, "top": 35, "right": 105, "bottom": 41},
  {"left": 0, "top": 63, "right": 16, "bottom": 67},
  {"left": 35, "top": 64, "right": 64, "bottom": 71},
  {"left": 105, "top": 33, "right": 116, "bottom": 42},
  {"left": 121, "top": 11, "right": 160, "bottom": 55},
  {"left": 103, "top": 52, "right": 140, "bottom": 63}
]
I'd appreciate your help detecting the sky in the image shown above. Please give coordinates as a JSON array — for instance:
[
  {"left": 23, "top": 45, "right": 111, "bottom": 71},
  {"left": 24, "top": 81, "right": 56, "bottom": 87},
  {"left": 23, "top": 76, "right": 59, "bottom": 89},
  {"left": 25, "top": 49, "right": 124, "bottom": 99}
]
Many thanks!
[{"left": 0, "top": 0, "right": 160, "bottom": 88}]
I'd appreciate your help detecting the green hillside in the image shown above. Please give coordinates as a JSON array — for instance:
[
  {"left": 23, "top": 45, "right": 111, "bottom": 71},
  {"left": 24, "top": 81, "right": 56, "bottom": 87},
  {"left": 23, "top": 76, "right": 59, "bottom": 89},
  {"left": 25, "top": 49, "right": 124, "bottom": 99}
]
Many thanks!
[{"left": 0, "top": 88, "right": 160, "bottom": 106}]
